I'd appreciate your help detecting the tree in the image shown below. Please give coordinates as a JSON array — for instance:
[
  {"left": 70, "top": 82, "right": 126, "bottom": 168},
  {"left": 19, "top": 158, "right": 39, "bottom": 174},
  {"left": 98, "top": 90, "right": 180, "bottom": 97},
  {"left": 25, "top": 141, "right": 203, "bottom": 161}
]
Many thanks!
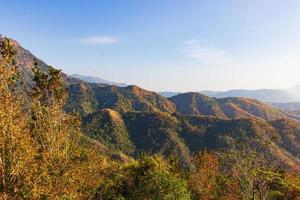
[
  {"left": 27, "top": 60, "right": 110, "bottom": 199},
  {"left": 0, "top": 38, "right": 110, "bottom": 199},
  {"left": 188, "top": 151, "right": 223, "bottom": 200},
  {"left": 97, "top": 155, "right": 191, "bottom": 200},
  {"left": 0, "top": 37, "right": 36, "bottom": 199},
  {"left": 218, "top": 138, "right": 297, "bottom": 200}
]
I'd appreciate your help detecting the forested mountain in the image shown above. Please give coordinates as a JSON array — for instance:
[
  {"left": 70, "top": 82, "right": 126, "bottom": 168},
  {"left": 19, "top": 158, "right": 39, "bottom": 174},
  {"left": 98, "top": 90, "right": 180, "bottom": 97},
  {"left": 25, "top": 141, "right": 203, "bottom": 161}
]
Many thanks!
[
  {"left": 66, "top": 82, "right": 176, "bottom": 115},
  {"left": 65, "top": 83, "right": 300, "bottom": 122},
  {"left": 82, "top": 109, "right": 300, "bottom": 170},
  {"left": 169, "top": 92, "right": 297, "bottom": 121},
  {"left": 2, "top": 35, "right": 300, "bottom": 199}
]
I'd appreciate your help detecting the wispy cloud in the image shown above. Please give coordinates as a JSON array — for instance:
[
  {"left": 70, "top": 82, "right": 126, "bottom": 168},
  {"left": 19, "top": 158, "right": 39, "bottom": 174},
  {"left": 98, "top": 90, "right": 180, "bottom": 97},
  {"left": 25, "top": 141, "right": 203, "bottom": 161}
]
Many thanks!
[
  {"left": 182, "top": 40, "right": 232, "bottom": 65},
  {"left": 79, "top": 36, "right": 119, "bottom": 45}
]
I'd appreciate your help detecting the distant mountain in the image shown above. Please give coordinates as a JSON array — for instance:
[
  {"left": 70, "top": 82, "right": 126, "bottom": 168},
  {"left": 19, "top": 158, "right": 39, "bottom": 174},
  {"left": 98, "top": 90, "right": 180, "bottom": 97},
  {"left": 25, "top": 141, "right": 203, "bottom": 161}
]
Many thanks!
[
  {"left": 201, "top": 89, "right": 300, "bottom": 103},
  {"left": 272, "top": 102, "right": 300, "bottom": 111},
  {"left": 169, "top": 92, "right": 295, "bottom": 121},
  {"left": 159, "top": 88, "right": 300, "bottom": 104},
  {"left": 158, "top": 91, "right": 179, "bottom": 98},
  {"left": 71, "top": 74, "right": 127, "bottom": 87}
]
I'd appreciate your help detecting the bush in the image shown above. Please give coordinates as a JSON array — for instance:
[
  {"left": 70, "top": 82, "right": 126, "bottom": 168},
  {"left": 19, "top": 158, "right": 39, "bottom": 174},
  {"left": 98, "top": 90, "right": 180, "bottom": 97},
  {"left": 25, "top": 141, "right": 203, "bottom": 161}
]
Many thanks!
[{"left": 97, "top": 155, "right": 191, "bottom": 200}]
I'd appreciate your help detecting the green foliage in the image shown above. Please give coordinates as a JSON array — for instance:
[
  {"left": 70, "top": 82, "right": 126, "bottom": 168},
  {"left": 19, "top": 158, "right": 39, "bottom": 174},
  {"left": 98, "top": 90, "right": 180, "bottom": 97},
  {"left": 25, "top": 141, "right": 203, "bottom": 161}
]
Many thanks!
[
  {"left": 123, "top": 112, "right": 192, "bottom": 168},
  {"left": 66, "top": 83, "right": 176, "bottom": 116},
  {"left": 169, "top": 92, "right": 288, "bottom": 120},
  {"left": 98, "top": 155, "right": 191, "bottom": 200},
  {"left": 83, "top": 109, "right": 135, "bottom": 155}
]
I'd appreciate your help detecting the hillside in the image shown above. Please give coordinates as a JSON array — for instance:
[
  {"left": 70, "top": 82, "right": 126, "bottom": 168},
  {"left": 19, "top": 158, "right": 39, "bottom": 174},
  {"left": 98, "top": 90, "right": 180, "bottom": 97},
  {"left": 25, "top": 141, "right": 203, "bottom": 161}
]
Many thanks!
[
  {"left": 81, "top": 109, "right": 300, "bottom": 170},
  {"left": 0, "top": 37, "right": 49, "bottom": 84},
  {"left": 66, "top": 82, "right": 176, "bottom": 115}
]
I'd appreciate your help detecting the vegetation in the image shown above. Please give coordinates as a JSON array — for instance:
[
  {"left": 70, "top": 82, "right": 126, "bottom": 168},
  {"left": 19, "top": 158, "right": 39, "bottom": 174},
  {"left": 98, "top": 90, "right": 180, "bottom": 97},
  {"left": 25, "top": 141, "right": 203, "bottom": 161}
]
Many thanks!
[
  {"left": 0, "top": 36, "right": 300, "bottom": 199},
  {"left": 0, "top": 37, "right": 109, "bottom": 199},
  {"left": 83, "top": 109, "right": 135, "bottom": 155},
  {"left": 169, "top": 92, "right": 289, "bottom": 120},
  {"left": 97, "top": 155, "right": 191, "bottom": 200},
  {"left": 66, "top": 83, "right": 176, "bottom": 116}
]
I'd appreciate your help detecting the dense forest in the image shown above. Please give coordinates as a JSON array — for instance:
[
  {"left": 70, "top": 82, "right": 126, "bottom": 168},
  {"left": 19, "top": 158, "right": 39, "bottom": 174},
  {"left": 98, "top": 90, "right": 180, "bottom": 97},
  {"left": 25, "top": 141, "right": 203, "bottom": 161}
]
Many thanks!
[{"left": 1, "top": 37, "right": 300, "bottom": 199}]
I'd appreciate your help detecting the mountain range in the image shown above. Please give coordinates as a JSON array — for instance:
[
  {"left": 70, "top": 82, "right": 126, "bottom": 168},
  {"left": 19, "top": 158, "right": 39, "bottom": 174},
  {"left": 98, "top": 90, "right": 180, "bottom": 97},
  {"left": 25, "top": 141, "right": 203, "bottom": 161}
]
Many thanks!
[
  {"left": 70, "top": 73, "right": 300, "bottom": 110},
  {"left": 160, "top": 88, "right": 300, "bottom": 103},
  {"left": 201, "top": 88, "right": 300, "bottom": 103},
  {"left": 71, "top": 74, "right": 127, "bottom": 87},
  {"left": 159, "top": 89, "right": 300, "bottom": 112},
  {"left": 7, "top": 35, "right": 300, "bottom": 171}
]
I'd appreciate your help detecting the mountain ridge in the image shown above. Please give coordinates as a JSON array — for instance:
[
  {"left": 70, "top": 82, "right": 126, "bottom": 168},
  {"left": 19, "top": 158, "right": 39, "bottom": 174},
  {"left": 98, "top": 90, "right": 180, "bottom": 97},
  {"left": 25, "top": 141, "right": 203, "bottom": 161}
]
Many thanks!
[
  {"left": 160, "top": 88, "right": 300, "bottom": 103},
  {"left": 169, "top": 92, "right": 298, "bottom": 121},
  {"left": 201, "top": 88, "right": 300, "bottom": 103},
  {"left": 6, "top": 35, "right": 300, "bottom": 171},
  {"left": 71, "top": 73, "right": 127, "bottom": 87}
]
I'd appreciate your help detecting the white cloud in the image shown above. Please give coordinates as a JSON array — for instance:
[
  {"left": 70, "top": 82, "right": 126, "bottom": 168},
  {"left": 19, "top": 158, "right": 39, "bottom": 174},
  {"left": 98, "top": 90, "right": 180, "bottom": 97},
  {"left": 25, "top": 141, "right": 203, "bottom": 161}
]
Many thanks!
[
  {"left": 183, "top": 40, "right": 232, "bottom": 65},
  {"left": 79, "top": 36, "right": 119, "bottom": 44}
]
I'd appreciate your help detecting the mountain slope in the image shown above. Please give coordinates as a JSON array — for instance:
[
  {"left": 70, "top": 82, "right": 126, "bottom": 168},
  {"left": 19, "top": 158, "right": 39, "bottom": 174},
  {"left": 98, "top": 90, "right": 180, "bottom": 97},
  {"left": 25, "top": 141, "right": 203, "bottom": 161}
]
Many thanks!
[
  {"left": 66, "top": 82, "right": 176, "bottom": 115},
  {"left": 82, "top": 109, "right": 300, "bottom": 170},
  {"left": 82, "top": 109, "right": 135, "bottom": 155},
  {"left": 170, "top": 92, "right": 226, "bottom": 118},
  {"left": 0, "top": 37, "right": 49, "bottom": 84},
  {"left": 82, "top": 110, "right": 191, "bottom": 167}
]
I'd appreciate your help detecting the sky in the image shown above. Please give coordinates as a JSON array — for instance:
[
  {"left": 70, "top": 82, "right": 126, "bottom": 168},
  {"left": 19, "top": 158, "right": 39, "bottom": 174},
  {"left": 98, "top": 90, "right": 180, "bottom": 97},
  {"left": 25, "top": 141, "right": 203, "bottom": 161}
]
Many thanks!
[{"left": 1, "top": 0, "right": 300, "bottom": 92}]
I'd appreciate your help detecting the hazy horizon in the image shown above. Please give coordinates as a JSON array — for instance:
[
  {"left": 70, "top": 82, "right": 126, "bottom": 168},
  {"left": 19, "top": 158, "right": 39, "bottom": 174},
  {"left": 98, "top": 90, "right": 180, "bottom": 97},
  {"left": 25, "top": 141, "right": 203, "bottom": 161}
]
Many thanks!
[
  {"left": 1, "top": 0, "right": 300, "bottom": 92},
  {"left": 68, "top": 72, "right": 300, "bottom": 93}
]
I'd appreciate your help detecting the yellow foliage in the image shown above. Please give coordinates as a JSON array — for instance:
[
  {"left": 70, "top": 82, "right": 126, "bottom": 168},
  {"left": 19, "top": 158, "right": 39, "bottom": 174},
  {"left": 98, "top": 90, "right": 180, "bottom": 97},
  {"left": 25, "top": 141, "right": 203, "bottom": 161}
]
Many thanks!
[{"left": 0, "top": 37, "right": 111, "bottom": 199}]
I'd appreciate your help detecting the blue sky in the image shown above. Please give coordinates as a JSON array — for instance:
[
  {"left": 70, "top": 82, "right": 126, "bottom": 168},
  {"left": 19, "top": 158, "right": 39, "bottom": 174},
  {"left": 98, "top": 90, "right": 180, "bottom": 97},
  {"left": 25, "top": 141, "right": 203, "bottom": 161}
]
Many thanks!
[{"left": 1, "top": 0, "right": 300, "bottom": 92}]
